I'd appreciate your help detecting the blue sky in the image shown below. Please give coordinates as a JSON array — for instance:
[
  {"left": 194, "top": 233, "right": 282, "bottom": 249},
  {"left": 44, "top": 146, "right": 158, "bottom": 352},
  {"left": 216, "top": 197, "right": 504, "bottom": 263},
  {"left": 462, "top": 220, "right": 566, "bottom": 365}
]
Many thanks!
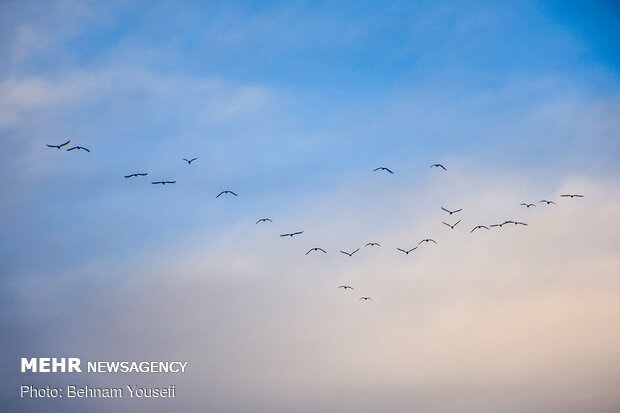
[{"left": 1, "top": 1, "right": 620, "bottom": 412}]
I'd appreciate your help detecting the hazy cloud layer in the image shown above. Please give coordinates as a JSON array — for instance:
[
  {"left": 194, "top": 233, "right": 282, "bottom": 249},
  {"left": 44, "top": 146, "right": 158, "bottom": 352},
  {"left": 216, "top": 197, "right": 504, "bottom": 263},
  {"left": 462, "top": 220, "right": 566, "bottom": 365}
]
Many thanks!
[{"left": 1, "top": 1, "right": 619, "bottom": 412}]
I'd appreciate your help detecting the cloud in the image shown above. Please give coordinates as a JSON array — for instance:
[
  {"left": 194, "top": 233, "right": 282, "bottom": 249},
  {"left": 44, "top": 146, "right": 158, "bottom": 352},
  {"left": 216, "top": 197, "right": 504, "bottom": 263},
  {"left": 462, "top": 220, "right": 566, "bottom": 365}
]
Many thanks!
[{"left": 4, "top": 168, "right": 619, "bottom": 412}]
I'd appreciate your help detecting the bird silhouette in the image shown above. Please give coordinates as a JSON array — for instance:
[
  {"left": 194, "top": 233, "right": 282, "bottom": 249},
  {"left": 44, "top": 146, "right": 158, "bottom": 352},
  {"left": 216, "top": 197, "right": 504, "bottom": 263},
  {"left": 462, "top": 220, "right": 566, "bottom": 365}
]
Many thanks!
[
  {"left": 340, "top": 248, "right": 360, "bottom": 257},
  {"left": 397, "top": 247, "right": 417, "bottom": 255},
  {"left": 306, "top": 247, "right": 327, "bottom": 255},
  {"left": 430, "top": 163, "right": 446, "bottom": 170},
  {"left": 217, "top": 190, "right": 238, "bottom": 198},
  {"left": 503, "top": 220, "right": 527, "bottom": 226},
  {"left": 418, "top": 238, "right": 437, "bottom": 245},
  {"left": 359, "top": 297, "right": 373, "bottom": 301},
  {"left": 256, "top": 218, "right": 273, "bottom": 224},
  {"left": 280, "top": 231, "right": 303, "bottom": 237},
  {"left": 441, "top": 207, "right": 462, "bottom": 215},
  {"left": 373, "top": 167, "right": 394, "bottom": 174},
  {"left": 365, "top": 242, "right": 381, "bottom": 247},
  {"left": 183, "top": 158, "right": 198, "bottom": 164},
  {"left": 520, "top": 203, "right": 536, "bottom": 208},
  {"left": 152, "top": 181, "right": 176, "bottom": 185},
  {"left": 539, "top": 200, "right": 556, "bottom": 205},
  {"left": 560, "top": 194, "right": 584, "bottom": 198},
  {"left": 124, "top": 173, "right": 148, "bottom": 178},
  {"left": 490, "top": 222, "right": 508, "bottom": 228},
  {"left": 471, "top": 225, "right": 490, "bottom": 233},
  {"left": 67, "top": 146, "right": 90, "bottom": 152},
  {"left": 339, "top": 285, "right": 354, "bottom": 290},
  {"left": 46, "top": 140, "right": 70, "bottom": 149},
  {"left": 443, "top": 220, "right": 461, "bottom": 229}
]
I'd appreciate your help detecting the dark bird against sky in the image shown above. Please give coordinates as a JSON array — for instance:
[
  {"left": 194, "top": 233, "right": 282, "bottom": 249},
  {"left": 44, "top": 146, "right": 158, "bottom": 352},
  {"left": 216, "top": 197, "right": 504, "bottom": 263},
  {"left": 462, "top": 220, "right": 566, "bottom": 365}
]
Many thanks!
[
  {"left": 46, "top": 140, "right": 70, "bottom": 149},
  {"left": 520, "top": 203, "right": 536, "bottom": 208},
  {"left": 539, "top": 200, "right": 556, "bottom": 205},
  {"left": 256, "top": 218, "right": 273, "bottom": 224},
  {"left": 67, "top": 146, "right": 90, "bottom": 152},
  {"left": 430, "top": 163, "right": 447, "bottom": 170},
  {"left": 397, "top": 247, "right": 417, "bottom": 255},
  {"left": 359, "top": 297, "right": 373, "bottom": 301},
  {"left": 560, "top": 194, "right": 584, "bottom": 198},
  {"left": 280, "top": 231, "right": 303, "bottom": 237},
  {"left": 340, "top": 248, "right": 360, "bottom": 257},
  {"left": 124, "top": 173, "right": 148, "bottom": 178},
  {"left": 217, "top": 190, "right": 238, "bottom": 197},
  {"left": 443, "top": 220, "right": 461, "bottom": 229},
  {"left": 373, "top": 167, "right": 394, "bottom": 174},
  {"left": 365, "top": 242, "right": 381, "bottom": 247},
  {"left": 418, "top": 238, "right": 437, "bottom": 245},
  {"left": 339, "top": 285, "right": 354, "bottom": 290},
  {"left": 306, "top": 247, "right": 327, "bottom": 255},
  {"left": 183, "top": 158, "right": 198, "bottom": 164},
  {"left": 471, "top": 225, "right": 490, "bottom": 232},
  {"left": 441, "top": 207, "right": 462, "bottom": 215},
  {"left": 152, "top": 180, "right": 176, "bottom": 185},
  {"left": 503, "top": 220, "right": 527, "bottom": 226}
]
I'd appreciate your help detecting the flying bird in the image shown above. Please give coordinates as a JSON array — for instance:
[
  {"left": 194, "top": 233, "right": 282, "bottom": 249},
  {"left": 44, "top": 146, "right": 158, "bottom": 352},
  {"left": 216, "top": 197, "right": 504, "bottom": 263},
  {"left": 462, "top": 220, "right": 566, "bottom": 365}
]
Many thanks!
[
  {"left": 183, "top": 158, "right": 198, "bottom": 164},
  {"left": 503, "top": 220, "right": 527, "bottom": 226},
  {"left": 340, "top": 248, "right": 360, "bottom": 257},
  {"left": 217, "top": 190, "right": 238, "bottom": 198},
  {"left": 539, "top": 200, "right": 556, "bottom": 205},
  {"left": 365, "top": 242, "right": 381, "bottom": 247},
  {"left": 443, "top": 220, "right": 461, "bottom": 229},
  {"left": 339, "top": 285, "right": 354, "bottom": 290},
  {"left": 560, "top": 194, "right": 584, "bottom": 198},
  {"left": 256, "top": 218, "right": 273, "bottom": 224},
  {"left": 359, "top": 297, "right": 373, "bottom": 301},
  {"left": 46, "top": 140, "right": 70, "bottom": 149},
  {"left": 397, "top": 247, "right": 417, "bottom": 255},
  {"left": 418, "top": 238, "right": 437, "bottom": 246},
  {"left": 471, "top": 225, "right": 490, "bottom": 233},
  {"left": 306, "top": 247, "right": 327, "bottom": 255},
  {"left": 124, "top": 173, "right": 148, "bottom": 178},
  {"left": 429, "top": 163, "right": 446, "bottom": 170},
  {"left": 152, "top": 181, "right": 176, "bottom": 185},
  {"left": 520, "top": 203, "right": 536, "bottom": 208},
  {"left": 66, "top": 146, "right": 90, "bottom": 152},
  {"left": 373, "top": 167, "right": 394, "bottom": 174},
  {"left": 280, "top": 231, "right": 303, "bottom": 237},
  {"left": 441, "top": 207, "right": 462, "bottom": 215}
]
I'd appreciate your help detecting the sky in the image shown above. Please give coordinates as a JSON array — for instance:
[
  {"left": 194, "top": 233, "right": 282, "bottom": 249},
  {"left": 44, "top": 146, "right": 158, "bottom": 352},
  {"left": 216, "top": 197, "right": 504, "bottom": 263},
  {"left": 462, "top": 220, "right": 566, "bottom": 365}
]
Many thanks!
[{"left": 1, "top": 1, "right": 619, "bottom": 412}]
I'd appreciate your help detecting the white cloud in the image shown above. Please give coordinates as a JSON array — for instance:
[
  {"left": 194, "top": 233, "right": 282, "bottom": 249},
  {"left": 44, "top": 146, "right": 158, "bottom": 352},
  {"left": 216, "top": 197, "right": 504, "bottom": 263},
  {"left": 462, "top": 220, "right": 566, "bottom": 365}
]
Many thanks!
[{"left": 6, "top": 168, "right": 618, "bottom": 412}]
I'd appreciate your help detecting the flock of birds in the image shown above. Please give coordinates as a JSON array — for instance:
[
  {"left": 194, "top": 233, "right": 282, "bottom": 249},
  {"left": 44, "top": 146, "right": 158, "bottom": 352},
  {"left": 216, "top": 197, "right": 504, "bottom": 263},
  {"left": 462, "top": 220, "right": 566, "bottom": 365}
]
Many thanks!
[{"left": 47, "top": 139, "right": 585, "bottom": 302}]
